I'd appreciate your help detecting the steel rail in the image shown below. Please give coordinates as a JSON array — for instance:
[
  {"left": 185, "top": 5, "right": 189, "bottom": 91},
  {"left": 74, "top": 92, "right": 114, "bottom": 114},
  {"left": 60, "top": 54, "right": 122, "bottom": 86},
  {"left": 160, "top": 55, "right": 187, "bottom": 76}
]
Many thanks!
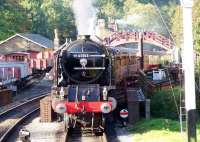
[
  {"left": 0, "top": 92, "right": 49, "bottom": 141},
  {"left": 0, "top": 108, "right": 39, "bottom": 142},
  {"left": 0, "top": 91, "right": 49, "bottom": 117},
  {"left": 65, "top": 128, "right": 107, "bottom": 142}
]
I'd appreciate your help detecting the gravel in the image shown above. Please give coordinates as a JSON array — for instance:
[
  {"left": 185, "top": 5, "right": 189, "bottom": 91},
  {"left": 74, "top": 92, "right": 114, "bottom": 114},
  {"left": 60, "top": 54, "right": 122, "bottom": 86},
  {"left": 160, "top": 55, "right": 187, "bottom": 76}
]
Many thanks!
[
  {"left": 22, "top": 117, "right": 66, "bottom": 142},
  {"left": 115, "top": 127, "right": 134, "bottom": 142}
]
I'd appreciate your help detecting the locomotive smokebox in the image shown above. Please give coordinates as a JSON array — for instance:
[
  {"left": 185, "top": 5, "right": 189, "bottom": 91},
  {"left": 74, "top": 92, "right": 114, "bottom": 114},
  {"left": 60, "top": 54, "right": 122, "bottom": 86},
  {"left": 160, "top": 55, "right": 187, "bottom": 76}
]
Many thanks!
[
  {"left": 61, "top": 36, "right": 108, "bottom": 84},
  {"left": 77, "top": 35, "right": 91, "bottom": 40}
]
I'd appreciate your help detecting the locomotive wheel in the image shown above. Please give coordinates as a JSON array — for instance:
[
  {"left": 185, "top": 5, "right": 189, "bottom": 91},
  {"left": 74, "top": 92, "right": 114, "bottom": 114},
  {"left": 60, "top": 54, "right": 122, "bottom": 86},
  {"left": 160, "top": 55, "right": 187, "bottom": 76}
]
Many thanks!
[
  {"left": 95, "top": 131, "right": 103, "bottom": 136},
  {"left": 102, "top": 115, "right": 105, "bottom": 128},
  {"left": 108, "top": 89, "right": 128, "bottom": 122},
  {"left": 94, "top": 115, "right": 104, "bottom": 136}
]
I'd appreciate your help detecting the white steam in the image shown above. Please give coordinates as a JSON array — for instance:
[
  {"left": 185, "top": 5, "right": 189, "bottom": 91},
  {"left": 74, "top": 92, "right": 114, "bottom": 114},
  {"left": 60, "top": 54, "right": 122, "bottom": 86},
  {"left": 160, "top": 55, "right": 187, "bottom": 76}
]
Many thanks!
[{"left": 72, "top": 0, "right": 97, "bottom": 35}]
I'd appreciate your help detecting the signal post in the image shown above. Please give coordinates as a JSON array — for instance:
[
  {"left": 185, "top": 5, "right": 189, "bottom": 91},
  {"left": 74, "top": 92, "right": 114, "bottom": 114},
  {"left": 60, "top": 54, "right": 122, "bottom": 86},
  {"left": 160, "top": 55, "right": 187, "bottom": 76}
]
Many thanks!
[{"left": 182, "top": 0, "right": 197, "bottom": 142}]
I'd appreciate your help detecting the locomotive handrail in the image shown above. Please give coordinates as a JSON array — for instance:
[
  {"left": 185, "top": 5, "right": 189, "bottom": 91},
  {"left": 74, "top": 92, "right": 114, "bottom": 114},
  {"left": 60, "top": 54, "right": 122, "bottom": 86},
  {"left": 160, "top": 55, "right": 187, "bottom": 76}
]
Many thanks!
[
  {"left": 89, "top": 54, "right": 106, "bottom": 57},
  {"left": 74, "top": 67, "right": 105, "bottom": 70},
  {"left": 70, "top": 52, "right": 98, "bottom": 54},
  {"left": 73, "top": 54, "right": 106, "bottom": 58}
]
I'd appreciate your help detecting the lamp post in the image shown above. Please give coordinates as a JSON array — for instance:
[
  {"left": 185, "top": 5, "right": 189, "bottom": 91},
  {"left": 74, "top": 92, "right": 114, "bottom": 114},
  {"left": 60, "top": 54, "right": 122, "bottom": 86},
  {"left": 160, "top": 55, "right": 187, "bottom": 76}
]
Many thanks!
[{"left": 181, "top": 0, "right": 197, "bottom": 141}]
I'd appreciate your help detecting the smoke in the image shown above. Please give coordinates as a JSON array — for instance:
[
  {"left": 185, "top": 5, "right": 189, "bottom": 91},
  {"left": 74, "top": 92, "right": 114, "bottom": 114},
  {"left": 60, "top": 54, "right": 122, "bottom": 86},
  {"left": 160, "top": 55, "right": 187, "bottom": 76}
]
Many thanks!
[
  {"left": 116, "top": 19, "right": 137, "bottom": 31},
  {"left": 72, "top": 0, "right": 97, "bottom": 35},
  {"left": 123, "top": 14, "right": 165, "bottom": 33}
]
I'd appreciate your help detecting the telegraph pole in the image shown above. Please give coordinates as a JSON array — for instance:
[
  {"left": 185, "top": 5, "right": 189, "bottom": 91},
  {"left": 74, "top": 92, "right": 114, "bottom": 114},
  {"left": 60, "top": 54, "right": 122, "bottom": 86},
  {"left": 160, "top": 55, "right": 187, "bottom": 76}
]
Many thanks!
[
  {"left": 138, "top": 32, "right": 144, "bottom": 70},
  {"left": 182, "top": 0, "right": 197, "bottom": 141}
]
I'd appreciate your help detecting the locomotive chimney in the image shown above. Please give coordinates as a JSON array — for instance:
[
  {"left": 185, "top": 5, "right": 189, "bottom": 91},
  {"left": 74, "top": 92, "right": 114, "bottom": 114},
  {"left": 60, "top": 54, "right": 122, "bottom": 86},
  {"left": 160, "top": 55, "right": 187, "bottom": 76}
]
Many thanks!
[
  {"left": 85, "top": 35, "right": 90, "bottom": 40},
  {"left": 54, "top": 29, "right": 60, "bottom": 50}
]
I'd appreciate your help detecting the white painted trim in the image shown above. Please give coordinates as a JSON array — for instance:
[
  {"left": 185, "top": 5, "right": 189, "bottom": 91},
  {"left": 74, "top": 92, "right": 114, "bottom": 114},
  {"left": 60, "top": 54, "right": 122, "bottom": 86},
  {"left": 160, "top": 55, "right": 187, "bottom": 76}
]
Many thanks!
[
  {"left": 6, "top": 52, "right": 30, "bottom": 55},
  {"left": 16, "top": 34, "right": 48, "bottom": 49},
  {"left": 0, "top": 34, "right": 18, "bottom": 45}
]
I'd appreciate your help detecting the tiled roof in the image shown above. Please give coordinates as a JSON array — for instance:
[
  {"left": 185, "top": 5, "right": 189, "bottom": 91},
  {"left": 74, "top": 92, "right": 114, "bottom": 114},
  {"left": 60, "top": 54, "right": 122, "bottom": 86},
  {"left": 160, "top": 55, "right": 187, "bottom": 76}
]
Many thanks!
[
  {"left": 18, "top": 33, "right": 53, "bottom": 48},
  {"left": 0, "top": 33, "right": 53, "bottom": 55}
]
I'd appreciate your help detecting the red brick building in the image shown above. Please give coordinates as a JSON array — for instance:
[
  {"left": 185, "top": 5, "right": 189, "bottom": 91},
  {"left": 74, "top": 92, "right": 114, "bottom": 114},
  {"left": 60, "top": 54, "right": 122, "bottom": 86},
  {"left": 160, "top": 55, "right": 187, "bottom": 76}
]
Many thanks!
[{"left": 0, "top": 33, "right": 54, "bottom": 73}]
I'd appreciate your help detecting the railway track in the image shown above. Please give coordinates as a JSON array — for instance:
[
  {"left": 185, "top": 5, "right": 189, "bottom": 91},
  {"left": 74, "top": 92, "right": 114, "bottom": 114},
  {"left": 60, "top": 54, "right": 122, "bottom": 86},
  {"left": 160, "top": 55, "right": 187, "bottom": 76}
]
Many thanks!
[
  {"left": 65, "top": 128, "right": 107, "bottom": 142},
  {"left": 0, "top": 92, "right": 49, "bottom": 142}
]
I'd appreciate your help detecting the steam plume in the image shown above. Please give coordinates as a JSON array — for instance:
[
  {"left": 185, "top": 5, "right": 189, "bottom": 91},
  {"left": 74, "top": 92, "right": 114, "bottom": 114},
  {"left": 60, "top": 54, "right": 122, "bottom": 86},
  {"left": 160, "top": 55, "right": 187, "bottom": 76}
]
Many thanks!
[{"left": 72, "top": 0, "right": 97, "bottom": 35}]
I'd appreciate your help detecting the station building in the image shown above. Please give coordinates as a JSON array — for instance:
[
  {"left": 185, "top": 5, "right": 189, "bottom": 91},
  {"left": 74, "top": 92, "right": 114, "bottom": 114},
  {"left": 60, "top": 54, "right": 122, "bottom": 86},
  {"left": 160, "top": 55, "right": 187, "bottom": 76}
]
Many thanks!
[{"left": 0, "top": 33, "right": 54, "bottom": 73}]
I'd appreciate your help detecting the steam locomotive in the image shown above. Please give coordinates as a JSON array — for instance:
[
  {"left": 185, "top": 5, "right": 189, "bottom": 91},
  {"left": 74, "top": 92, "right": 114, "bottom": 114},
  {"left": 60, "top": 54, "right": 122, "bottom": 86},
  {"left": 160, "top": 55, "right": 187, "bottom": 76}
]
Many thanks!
[{"left": 51, "top": 34, "right": 142, "bottom": 133}]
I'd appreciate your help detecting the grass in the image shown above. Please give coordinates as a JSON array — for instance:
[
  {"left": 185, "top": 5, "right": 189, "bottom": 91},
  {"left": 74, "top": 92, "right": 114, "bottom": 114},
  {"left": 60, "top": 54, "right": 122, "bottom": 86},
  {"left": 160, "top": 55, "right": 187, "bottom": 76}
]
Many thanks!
[
  {"left": 150, "top": 86, "right": 181, "bottom": 119},
  {"left": 126, "top": 86, "right": 200, "bottom": 142},
  {"left": 127, "top": 119, "right": 200, "bottom": 142}
]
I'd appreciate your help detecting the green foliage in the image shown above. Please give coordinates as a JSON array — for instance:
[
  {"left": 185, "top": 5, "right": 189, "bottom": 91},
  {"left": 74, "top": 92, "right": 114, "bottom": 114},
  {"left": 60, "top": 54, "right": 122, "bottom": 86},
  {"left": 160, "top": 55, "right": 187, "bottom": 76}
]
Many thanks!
[
  {"left": 171, "top": 6, "right": 183, "bottom": 48},
  {"left": 150, "top": 86, "right": 181, "bottom": 119},
  {"left": 96, "top": 0, "right": 124, "bottom": 20},
  {"left": 20, "top": 0, "right": 48, "bottom": 36},
  {"left": 121, "top": 0, "right": 177, "bottom": 37},
  {"left": 171, "top": 0, "right": 200, "bottom": 52},
  {"left": 19, "top": 0, "right": 76, "bottom": 42},
  {"left": 1, "top": 0, "right": 199, "bottom": 49},
  {"left": 127, "top": 119, "right": 200, "bottom": 142},
  {"left": 0, "top": 0, "right": 180, "bottom": 42},
  {"left": 193, "top": 0, "right": 200, "bottom": 52},
  {"left": 0, "top": 1, "right": 30, "bottom": 41},
  {"left": 170, "top": 0, "right": 200, "bottom": 69},
  {"left": 128, "top": 119, "right": 180, "bottom": 132},
  {"left": 0, "top": 0, "right": 76, "bottom": 42},
  {"left": 124, "top": 1, "right": 157, "bottom": 32}
]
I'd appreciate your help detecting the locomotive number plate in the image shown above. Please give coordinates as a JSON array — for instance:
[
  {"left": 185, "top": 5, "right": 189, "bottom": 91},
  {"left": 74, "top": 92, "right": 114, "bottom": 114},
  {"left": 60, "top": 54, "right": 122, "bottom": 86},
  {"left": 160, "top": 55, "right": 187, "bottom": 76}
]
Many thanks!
[{"left": 73, "top": 54, "right": 89, "bottom": 58}]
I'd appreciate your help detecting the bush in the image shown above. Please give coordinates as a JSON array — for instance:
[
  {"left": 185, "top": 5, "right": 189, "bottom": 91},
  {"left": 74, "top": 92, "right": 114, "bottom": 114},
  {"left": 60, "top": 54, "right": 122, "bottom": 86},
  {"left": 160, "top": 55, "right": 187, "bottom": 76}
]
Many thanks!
[{"left": 150, "top": 86, "right": 181, "bottom": 119}]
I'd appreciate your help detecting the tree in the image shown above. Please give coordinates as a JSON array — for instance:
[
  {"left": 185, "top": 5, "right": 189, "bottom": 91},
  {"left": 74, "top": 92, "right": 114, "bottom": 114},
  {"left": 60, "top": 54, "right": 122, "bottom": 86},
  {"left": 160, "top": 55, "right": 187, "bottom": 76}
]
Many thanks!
[
  {"left": 96, "top": 0, "right": 124, "bottom": 20},
  {"left": 170, "top": 1, "right": 200, "bottom": 51},
  {"left": 20, "top": 0, "right": 76, "bottom": 42},
  {"left": 193, "top": 0, "right": 200, "bottom": 52},
  {"left": 20, "top": 0, "right": 49, "bottom": 37},
  {"left": 0, "top": 0, "right": 182, "bottom": 44},
  {"left": 0, "top": 1, "right": 29, "bottom": 41},
  {"left": 41, "top": 0, "right": 76, "bottom": 41},
  {"left": 171, "top": 6, "right": 183, "bottom": 48},
  {"left": 123, "top": 0, "right": 168, "bottom": 35}
]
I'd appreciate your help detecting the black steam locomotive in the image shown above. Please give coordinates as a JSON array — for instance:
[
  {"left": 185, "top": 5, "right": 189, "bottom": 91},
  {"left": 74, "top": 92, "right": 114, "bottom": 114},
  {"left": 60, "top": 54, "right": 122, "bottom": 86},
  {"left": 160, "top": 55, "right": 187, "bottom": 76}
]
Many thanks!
[
  {"left": 52, "top": 34, "right": 145, "bottom": 134},
  {"left": 52, "top": 36, "right": 117, "bottom": 134}
]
